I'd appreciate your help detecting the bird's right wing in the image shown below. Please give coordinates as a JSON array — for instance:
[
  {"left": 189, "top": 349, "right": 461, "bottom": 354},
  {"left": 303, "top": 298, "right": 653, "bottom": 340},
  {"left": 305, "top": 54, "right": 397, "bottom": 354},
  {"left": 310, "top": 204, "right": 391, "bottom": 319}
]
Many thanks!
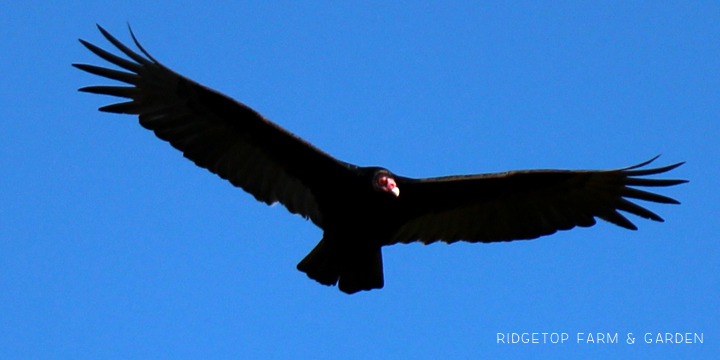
[
  {"left": 74, "top": 25, "right": 352, "bottom": 228},
  {"left": 391, "top": 157, "right": 687, "bottom": 245}
]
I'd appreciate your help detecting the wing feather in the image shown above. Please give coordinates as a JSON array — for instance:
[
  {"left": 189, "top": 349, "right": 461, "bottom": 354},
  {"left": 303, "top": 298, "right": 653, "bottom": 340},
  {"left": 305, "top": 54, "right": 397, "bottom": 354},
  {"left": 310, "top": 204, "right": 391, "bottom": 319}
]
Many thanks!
[
  {"left": 391, "top": 158, "right": 686, "bottom": 244},
  {"left": 75, "top": 25, "right": 352, "bottom": 227}
]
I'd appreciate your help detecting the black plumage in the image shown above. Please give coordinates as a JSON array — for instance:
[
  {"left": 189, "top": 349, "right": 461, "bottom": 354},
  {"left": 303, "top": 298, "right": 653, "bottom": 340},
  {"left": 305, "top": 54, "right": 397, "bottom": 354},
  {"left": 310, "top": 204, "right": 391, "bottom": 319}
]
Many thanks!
[{"left": 74, "top": 26, "right": 687, "bottom": 294}]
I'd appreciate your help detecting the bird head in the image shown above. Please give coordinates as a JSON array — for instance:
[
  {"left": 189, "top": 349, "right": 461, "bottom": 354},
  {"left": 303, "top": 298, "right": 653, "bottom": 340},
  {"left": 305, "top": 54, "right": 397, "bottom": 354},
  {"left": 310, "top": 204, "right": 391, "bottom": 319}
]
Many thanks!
[{"left": 372, "top": 169, "right": 400, "bottom": 197}]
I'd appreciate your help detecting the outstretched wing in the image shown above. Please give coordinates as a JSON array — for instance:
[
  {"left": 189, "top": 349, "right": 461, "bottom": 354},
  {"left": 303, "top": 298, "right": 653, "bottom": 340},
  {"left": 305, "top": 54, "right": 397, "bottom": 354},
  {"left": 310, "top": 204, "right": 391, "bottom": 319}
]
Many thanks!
[
  {"left": 391, "top": 157, "right": 687, "bottom": 244},
  {"left": 74, "top": 25, "right": 352, "bottom": 228}
]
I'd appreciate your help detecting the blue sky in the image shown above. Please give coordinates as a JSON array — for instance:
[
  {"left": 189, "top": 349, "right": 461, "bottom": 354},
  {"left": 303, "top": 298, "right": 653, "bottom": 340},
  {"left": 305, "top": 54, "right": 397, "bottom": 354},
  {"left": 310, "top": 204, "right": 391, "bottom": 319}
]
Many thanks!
[{"left": 1, "top": 1, "right": 717, "bottom": 359}]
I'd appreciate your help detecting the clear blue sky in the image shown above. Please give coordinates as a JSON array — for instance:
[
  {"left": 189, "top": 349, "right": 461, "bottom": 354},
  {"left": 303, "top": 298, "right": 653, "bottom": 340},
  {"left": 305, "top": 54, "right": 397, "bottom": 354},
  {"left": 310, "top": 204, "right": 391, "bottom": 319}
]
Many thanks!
[{"left": 1, "top": 1, "right": 716, "bottom": 359}]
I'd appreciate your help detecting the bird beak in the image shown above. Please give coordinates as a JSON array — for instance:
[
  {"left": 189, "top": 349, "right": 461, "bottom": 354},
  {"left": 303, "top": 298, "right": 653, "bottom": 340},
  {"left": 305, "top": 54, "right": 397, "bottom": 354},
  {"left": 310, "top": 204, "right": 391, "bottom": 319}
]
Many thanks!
[
  {"left": 377, "top": 175, "right": 400, "bottom": 197},
  {"left": 391, "top": 186, "right": 400, "bottom": 197}
]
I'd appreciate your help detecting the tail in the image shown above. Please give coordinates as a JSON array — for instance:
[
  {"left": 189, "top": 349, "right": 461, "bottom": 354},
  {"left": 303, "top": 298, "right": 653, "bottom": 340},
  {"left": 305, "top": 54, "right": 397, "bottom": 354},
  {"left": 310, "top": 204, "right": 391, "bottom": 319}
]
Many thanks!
[{"left": 296, "top": 238, "right": 384, "bottom": 294}]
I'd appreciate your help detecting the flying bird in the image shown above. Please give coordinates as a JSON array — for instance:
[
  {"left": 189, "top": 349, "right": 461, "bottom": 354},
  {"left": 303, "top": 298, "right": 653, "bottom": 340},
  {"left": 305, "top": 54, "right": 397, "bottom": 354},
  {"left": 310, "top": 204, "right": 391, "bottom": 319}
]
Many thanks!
[{"left": 74, "top": 26, "right": 687, "bottom": 294}]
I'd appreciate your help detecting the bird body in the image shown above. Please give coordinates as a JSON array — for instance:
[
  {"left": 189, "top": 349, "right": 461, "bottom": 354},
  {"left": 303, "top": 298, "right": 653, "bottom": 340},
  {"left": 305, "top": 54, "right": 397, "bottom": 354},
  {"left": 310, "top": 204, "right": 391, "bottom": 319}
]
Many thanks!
[{"left": 75, "top": 26, "right": 687, "bottom": 294}]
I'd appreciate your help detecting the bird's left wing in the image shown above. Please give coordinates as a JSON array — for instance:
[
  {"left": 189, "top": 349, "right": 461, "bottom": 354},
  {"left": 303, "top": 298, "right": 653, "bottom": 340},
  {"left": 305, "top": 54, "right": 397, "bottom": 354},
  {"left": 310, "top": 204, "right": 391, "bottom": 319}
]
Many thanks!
[
  {"left": 390, "top": 157, "right": 686, "bottom": 245},
  {"left": 74, "top": 25, "right": 353, "bottom": 228}
]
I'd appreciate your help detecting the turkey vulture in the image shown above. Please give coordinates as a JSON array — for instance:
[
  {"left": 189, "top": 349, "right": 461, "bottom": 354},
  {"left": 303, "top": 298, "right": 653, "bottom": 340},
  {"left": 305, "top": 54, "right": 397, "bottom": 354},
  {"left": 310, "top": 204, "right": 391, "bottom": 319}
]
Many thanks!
[{"left": 74, "top": 25, "right": 687, "bottom": 294}]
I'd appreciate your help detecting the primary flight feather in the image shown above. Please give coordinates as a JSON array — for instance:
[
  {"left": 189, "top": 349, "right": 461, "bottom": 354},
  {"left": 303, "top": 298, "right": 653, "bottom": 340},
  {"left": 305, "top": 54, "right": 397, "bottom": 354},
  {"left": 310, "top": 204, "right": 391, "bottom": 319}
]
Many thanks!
[{"left": 74, "top": 25, "right": 687, "bottom": 294}]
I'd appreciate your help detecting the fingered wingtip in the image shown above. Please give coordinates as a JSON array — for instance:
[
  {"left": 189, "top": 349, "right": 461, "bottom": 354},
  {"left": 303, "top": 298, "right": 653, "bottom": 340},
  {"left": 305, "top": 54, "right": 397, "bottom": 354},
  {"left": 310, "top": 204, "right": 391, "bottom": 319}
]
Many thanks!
[
  {"left": 623, "top": 155, "right": 662, "bottom": 171},
  {"left": 77, "top": 38, "right": 91, "bottom": 48},
  {"left": 95, "top": 24, "right": 111, "bottom": 38}
]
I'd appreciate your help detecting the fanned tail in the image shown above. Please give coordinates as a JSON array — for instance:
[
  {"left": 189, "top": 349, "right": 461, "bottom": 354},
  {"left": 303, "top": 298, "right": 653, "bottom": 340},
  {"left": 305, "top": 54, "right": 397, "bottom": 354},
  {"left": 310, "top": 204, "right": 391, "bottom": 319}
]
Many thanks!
[{"left": 297, "top": 238, "right": 384, "bottom": 294}]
